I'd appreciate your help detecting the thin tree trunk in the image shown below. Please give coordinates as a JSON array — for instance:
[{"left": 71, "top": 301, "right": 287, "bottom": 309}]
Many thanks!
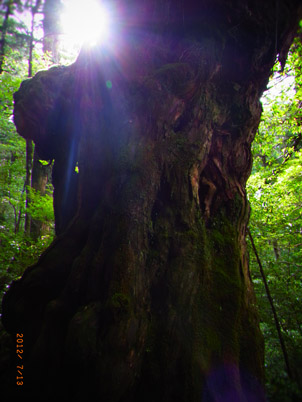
[
  {"left": 28, "top": 0, "right": 60, "bottom": 240},
  {"left": 272, "top": 239, "right": 280, "bottom": 260},
  {"left": 247, "top": 227, "right": 293, "bottom": 379},
  {"left": 0, "top": 0, "right": 12, "bottom": 74},
  {"left": 30, "top": 148, "right": 52, "bottom": 240},
  {"left": 24, "top": 0, "right": 42, "bottom": 236},
  {"left": 27, "top": 0, "right": 41, "bottom": 78},
  {"left": 15, "top": 206, "right": 22, "bottom": 233},
  {"left": 43, "top": 0, "right": 62, "bottom": 63},
  {"left": 24, "top": 138, "right": 33, "bottom": 235}
]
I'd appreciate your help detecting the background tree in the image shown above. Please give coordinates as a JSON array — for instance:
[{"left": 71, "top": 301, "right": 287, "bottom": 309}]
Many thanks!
[
  {"left": 0, "top": 0, "right": 59, "bottom": 241},
  {"left": 0, "top": 0, "right": 54, "bottom": 304},
  {"left": 0, "top": 0, "right": 29, "bottom": 72},
  {"left": 24, "top": 0, "right": 44, "bottom": 236},
  {"left": 29, "top": 0, "right": 62, "bottom": 240},
  {"left": 0, "top": 0, "right": 13, "bottom": 74},
  {"left": 1, "top": 0, "right": 301, "bottom": 400},
  {"left": 43, "top": 0, "right": 62, "bottom": 63}
]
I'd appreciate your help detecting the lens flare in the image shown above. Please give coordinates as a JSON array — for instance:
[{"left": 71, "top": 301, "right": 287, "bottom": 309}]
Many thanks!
[{"left": 61, "top": 0, "right": 111, "bottom": 48}]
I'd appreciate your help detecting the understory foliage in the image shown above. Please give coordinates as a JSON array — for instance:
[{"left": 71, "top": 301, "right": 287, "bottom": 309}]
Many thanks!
[
  {"left": 248, "top": 31, "right": 302, "bottom": 401},
  {"left": 0, "top": 0, "right": 72, "bottom": 306},
  {"left": 0, "top": 48, "right": 54, "bottom": 306}
]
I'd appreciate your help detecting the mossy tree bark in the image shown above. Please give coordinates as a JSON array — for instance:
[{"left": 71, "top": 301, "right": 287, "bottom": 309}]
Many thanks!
[{"left": 2, "top": 0, "right": 301, "bottom": 400}]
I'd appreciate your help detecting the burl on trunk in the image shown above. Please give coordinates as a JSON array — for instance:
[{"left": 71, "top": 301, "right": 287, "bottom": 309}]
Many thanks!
[{"left": 2, "top": 0, "right": 301, "bottom": 400}]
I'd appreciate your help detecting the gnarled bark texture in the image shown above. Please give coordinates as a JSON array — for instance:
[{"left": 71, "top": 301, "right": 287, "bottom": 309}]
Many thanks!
[{"left": 2, "top": 0, "right": 301, "bottom": 400}]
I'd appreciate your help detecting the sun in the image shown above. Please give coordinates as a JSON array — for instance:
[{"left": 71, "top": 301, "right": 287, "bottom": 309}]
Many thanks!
[{"left": 60, "top": 0, "right": 111, "bottom": 49}]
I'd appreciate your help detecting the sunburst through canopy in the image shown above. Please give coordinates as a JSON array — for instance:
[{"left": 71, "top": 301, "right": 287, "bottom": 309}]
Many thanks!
[{"left": 60, "top": 0, "right": 111, "bottom": 49}]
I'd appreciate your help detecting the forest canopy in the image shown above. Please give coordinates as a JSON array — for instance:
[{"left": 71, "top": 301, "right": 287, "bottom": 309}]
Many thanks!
[{"left": 0, "top": 1, "right": 301, "bottom": 401}]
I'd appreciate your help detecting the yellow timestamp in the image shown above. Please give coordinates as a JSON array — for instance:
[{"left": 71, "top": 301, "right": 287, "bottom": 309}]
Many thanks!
[{"left": 16, "top": 333, "right": 24, "bottom": 386}]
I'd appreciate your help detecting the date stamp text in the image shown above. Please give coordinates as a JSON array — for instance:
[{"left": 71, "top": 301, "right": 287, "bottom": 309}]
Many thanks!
[{"left": 16, "top": 333, "right": 24, "bottom": 385}]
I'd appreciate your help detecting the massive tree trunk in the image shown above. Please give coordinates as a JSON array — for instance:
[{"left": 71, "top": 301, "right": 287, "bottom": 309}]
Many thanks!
[{"left": 2, "top": 0, "right": 301, "bottom": 400}]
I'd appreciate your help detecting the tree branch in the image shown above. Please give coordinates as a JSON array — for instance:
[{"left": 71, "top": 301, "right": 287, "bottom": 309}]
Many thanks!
[{"left": 247, "top": 227, "right": 293, "bottom": 380}]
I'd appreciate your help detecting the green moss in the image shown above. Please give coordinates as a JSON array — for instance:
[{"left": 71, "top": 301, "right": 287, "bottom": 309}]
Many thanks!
[
  {"left": 209, "top": 219, "right": 242, "bottom": 288},
  {"left": 210, "top": 228, "right": 226, "bottom": 247},
  {"left": 110, "top": 293, "right": 131, "bottom": 312},
  {"left": 66, "top": 302, "right": 102, "bottom": 363}
]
